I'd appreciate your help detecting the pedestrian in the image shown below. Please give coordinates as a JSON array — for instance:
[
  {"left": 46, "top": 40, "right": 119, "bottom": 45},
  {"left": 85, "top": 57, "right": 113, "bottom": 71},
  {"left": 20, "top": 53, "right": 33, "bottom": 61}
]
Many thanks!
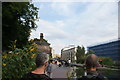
[
  {"left": 58, "top": 61, "right": 62, "bottom": 67},
  {"left": 21, "top": 52, "right": 52, "bottom": 80},
  {"left": 65, "top": 60, "right": 69, "bottom": 67},
  {"left": 78, "top": 54, "right": 108, "bottom": 80},
  {"left": 55, "top": 61, "right": 57, "bottom": 65},
  {"left": 46, "top": 60, "right": 52, "bottom": 78},
  {"left": 99, "top": 59, "right": 103, "bottom": 67}
]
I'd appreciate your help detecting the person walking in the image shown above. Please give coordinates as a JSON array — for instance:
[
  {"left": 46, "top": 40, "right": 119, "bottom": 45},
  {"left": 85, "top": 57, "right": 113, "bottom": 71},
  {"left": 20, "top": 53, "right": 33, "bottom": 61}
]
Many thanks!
[
  {"left": 21, "top": 52, "right": 52, "bottom": 80},
  {"left": 46, "top": 60, "right": 52, "bottom": 78},
  {"left": 79, "top": 54, "right": 108, "bottom": 80},
  {"left": 99, "top": 59, "right": 103, "bottom": 67},
  {"left": 58, "top": 61, "right": 62, "bottom": 67}
]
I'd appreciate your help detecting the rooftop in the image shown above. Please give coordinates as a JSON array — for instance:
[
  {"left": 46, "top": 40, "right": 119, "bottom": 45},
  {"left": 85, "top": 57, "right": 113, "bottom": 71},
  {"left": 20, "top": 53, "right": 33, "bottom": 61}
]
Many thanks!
[
  {"left": 88, "top": 38, "right": 120, "bottom": 48},
  {"left": 34, "top": 33, "right": 50, "bottom": 46},
  {"left": 62, "top": 45, "right": 77, "bottom": 51}
]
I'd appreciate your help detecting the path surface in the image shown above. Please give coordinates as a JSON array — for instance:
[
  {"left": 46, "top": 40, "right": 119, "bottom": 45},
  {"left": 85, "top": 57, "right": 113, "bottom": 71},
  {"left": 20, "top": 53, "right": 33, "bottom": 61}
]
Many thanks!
[{"left": 51, "top": 65, "right": 72, "bottom": 78}]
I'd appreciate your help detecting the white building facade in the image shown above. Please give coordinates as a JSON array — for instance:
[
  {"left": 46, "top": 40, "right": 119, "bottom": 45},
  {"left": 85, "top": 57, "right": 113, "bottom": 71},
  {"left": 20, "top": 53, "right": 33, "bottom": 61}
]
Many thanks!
[{"left": 61, "top": 45, "right": 77, "bottom": 63}]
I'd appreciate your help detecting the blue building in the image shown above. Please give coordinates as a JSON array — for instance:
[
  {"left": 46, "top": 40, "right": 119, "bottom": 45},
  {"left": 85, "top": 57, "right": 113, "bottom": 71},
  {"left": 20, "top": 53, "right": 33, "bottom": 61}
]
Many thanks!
[{"left": 87, "top": 39, "right": 120, "bottom": 61}]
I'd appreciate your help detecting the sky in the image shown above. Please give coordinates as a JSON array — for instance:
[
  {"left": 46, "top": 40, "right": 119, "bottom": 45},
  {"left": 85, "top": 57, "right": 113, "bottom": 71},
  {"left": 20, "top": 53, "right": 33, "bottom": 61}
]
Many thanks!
[{"left": 30, "top": 1, "right": 118, "bottom": 54}]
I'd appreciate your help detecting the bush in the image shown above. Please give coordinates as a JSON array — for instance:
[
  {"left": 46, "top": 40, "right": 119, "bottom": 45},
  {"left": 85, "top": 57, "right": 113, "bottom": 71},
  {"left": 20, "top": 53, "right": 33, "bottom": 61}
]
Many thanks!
[
  {"left": 76, "top": 55, "right": 86, "bottom": 64},
  {"left": 98, "top": 57, "right": 113, "bottom": 66},
  {"left": 2, "top": 43, "right": 38, "bottom": 79}
]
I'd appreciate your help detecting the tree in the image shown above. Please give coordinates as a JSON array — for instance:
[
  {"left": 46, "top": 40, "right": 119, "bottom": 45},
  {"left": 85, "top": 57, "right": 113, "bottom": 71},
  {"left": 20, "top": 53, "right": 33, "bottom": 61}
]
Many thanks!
[
  {"left": 2, "top": 2, "right": 38, "bottom": 51},
  {"left": 76, "top": 46, "right": 86, "bottom": 64},
  {"left": 86, "top": 50, "right": 94, "bottom": 55}
]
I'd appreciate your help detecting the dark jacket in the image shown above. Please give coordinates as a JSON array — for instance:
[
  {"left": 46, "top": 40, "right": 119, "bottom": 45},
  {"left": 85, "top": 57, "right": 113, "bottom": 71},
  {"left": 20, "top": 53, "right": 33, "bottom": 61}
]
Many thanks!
[
  {"left": 78, "top": 71, "right": 108, "bottom": 80},
  {"left": 21, "top": 72, "right": 52, "bottom": 80}
]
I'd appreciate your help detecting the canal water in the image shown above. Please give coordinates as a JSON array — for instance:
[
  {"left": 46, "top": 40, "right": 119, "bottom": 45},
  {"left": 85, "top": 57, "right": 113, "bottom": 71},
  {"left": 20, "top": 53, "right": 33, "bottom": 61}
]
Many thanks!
[{"left": 70, "top": 67, "right": 120, "bottom": 80}]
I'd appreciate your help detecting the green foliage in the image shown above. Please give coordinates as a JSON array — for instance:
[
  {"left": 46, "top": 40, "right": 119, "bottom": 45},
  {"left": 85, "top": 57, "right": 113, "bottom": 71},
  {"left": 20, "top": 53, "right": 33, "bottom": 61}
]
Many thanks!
[
  {"left": 8, "top": 40, "right": 17, "bottom": 51},
  {"left": 2, "top": 2, "right": 38, "bottom": 50},
  {"left": 76, "top": 46, "right": 86, "bottom": 64},
  {"left": 2, "top": 42, "right": 38, "bottom": 79},
  {"left": 76, "top": 46, "right": 95, "bottom": 64},
  {"left": 98, "top": 57, "right": 113, "bottom": 66},
  {"left": 86, "top": 50, "right": 94, "bottom": 55}
]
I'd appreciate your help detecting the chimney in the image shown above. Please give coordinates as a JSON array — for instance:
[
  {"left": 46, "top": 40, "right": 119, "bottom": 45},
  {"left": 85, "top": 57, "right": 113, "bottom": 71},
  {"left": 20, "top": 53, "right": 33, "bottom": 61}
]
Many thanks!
[{"left": 40, "top": 33, "right": 44, "bottom": 39}]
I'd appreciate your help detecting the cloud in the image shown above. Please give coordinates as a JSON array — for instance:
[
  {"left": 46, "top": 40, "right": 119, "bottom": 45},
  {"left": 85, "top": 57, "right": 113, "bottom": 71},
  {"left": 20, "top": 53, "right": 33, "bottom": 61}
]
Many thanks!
[
  {"left": 51, "top": 2, "right": 75, "bottom": 16},
  {"left": 31, "top": 2, "right": 118, "bottom": 54},
  {"left": 70, "top": 2, "right": 118, "bottom": 40},
  {"left": 30, "top": 19, "right": 68, "bottom": 40},
  {"left": 30, "top": 19, "right": 70, "bottom": 54},
  {"left": 32, "top": 0, "right": 119, "bottom": 2}
]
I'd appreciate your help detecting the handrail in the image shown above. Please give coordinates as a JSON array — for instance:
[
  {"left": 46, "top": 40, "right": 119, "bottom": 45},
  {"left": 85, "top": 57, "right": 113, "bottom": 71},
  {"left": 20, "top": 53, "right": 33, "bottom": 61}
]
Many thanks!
[{"left": 69, "top": 63, "right": 120, "bottom": 70}]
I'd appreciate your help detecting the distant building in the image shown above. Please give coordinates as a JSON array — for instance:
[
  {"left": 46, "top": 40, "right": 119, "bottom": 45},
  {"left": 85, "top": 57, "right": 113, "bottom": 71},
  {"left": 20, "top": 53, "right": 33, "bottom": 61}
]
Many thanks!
[
  {"left": 51, "top": 48, "right": 61, "bottom": 58},
  {"left": 51, "top": 48, "right": 55, "bottom": 58},
  {"left": 61, "top": 45, "right": 77, "bottom": 63},
  {"left": 88, "top": 39, "right": 120, "bottom": 61},
  {"left": 52, "top": 53, "right": 61, "bottom": 58},
  {"left": 34, "top": 33, "right": 52, "bottom": 57}
]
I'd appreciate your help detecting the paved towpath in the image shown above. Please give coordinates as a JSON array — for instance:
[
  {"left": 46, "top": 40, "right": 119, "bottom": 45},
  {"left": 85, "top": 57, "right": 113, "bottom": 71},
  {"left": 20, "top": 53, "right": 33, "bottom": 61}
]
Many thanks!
[{"left": 50, "top": 64, "right": 73, "bottom": 79}]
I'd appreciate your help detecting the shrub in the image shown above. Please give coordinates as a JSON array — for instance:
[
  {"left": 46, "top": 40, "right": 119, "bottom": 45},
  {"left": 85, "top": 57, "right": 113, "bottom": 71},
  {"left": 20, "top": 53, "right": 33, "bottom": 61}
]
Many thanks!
[
  {"left": 2, "top": 43, "right": 38, "bottom": 79},
  {"left": 98, "top": 57, "right": 113, "bottom": 66}
]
